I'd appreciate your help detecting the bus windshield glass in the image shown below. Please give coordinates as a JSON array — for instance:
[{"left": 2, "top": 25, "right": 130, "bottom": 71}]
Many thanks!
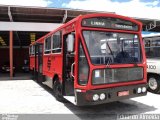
[{"left": 82, "top": 31, "right": 141, "bottom": 65}]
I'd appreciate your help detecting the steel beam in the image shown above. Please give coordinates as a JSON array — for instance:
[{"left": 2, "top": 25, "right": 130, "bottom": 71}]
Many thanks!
[
  {"left": 62, "top": 10, "right": 67, "bottom": 23},
  {"left": 145, "top": 21, "right": 157, "bottom": 31},
  {"left": 0, "top": 22, "right": 62, "bottom": 31},
  {"left": 8, "top": 6, "right": 13, "bottom": 22}
]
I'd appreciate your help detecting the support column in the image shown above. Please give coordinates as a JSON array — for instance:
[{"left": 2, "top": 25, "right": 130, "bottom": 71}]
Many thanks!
[{"left": 9, "top": 31, "right": 13, "bottom": 79}]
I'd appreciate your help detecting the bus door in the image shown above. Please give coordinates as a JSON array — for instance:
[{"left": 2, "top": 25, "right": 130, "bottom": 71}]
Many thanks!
[
  {"left": 34, "top": 43, "right": 43, "bottom": 82},
  {"left": 63, "top": 33, "right": 75, "bottom": 96}
]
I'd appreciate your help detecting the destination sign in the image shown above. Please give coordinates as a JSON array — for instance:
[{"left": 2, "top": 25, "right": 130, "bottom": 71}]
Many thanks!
[{"left": 82, "top": 17, "right": 139, "bottom": 31}]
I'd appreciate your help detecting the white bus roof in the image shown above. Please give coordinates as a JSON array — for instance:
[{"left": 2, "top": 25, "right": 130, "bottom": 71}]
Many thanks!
[{"left": 142, "top": 33, "right": 160, "bottom": 38}]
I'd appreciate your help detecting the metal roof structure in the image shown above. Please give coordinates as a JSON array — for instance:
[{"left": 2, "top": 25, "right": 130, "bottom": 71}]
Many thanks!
[
  {"left": 135, "top": 17, "right": 160, "bottom": 32},
  {"left": 0, "top": 5, "right": 108, "bottom": 23},
  {"left": 0, "top": 5, "right": 160, "bottom": 47}
]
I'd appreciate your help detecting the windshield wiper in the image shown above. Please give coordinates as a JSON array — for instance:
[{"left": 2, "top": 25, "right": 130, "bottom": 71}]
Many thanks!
[{"left": 105, "top": 39, "right": 114, "bottom": 67}]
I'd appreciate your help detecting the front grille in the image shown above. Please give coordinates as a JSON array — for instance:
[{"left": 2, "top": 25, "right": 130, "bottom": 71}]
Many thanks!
[{"left": 92, "top": 67, "right": 143, "bottom": 85}]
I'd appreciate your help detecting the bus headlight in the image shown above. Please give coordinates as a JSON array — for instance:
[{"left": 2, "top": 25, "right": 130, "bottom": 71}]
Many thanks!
[
  {"left": 93, "top": 94, "right": 99, "bottom": 101},
  {"left": 100, "top": 93, "right": 106, "bottom": 100},
  {"left": 142, "top": 87, "right": 146, "bottom": 93},
  {"left": 137, "top": 87, "right": 142, "bottom": 93}
]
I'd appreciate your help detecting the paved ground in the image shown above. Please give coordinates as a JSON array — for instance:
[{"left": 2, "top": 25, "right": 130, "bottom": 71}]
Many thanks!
[
  {"left": 0, "top": 80, "right": 159, "bottom": 119},
  {"left": 0, "top": 73, "right": 31, "bottom": 80}
]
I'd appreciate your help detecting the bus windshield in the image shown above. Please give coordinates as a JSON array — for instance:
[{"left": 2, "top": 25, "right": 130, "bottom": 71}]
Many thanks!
[{"left": 82, "top": 31, "right": 141, "bottom": 65}]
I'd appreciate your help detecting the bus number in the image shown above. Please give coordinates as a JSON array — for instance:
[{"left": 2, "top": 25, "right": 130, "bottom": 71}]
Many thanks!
[{"left": 147, "top": 65, "right": 156, "bottom": 69}]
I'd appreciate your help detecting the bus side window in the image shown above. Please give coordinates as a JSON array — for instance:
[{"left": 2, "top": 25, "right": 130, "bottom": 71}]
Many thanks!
[
  {"left": 52, "top": 31, "right": 62, "bottom": 53},
  {"left": 44, "top": 36, "right": 51, "bottom": 54},
  {"left": 30, "top": 45, "right": 35, "bottom": 55}
]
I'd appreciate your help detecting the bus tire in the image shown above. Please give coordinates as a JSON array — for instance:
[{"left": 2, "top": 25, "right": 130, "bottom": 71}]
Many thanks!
[
  {"left": 148, "top": 74, "right": 160, "bottom": 94},
  {"left": 53, "top": 78, "right": 64, "bottom": 102}
]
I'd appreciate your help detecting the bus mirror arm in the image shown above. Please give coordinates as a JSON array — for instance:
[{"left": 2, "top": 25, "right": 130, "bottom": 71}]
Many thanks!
[{"left": 71, "top": 62, "right": 75, "bottom": 78}]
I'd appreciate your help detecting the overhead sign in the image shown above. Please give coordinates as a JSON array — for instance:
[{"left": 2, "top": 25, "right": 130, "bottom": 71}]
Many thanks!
[{"left": 82, "top": 17, "right": 139, "bottom": 31}]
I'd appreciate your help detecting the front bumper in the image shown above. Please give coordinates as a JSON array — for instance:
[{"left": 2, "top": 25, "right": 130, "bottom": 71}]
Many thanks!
[{"left": 75, "top": 84, "right": 147, "bottom": 106}]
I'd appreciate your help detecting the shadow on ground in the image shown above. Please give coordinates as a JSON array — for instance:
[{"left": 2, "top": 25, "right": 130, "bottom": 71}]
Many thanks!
[
  {"left": 38, "top": 81, "right": 156, "bottom": 120},
  {"left": 64, "top": 100, "right": 156, "bottom": 120}
]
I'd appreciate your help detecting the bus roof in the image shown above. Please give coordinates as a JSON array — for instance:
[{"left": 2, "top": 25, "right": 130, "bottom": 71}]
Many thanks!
[
  {"left": 30, "top": 15, "right": 81, "bottom": 46},
  {"left": 142, "top": 33, "right": 160, "bottom": 38}
]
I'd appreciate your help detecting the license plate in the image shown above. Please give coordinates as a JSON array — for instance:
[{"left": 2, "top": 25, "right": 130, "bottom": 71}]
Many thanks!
[{"left": 118, "top": 91, "right": 129, "bottom": 97}]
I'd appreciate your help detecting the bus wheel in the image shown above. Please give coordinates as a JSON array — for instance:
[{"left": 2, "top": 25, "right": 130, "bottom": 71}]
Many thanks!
[
  {"left": 53, "top": 78, "right": 64, "bottom": 102},
  {"left": 148, "top": 75, "right": 160, "bottom": 94}
]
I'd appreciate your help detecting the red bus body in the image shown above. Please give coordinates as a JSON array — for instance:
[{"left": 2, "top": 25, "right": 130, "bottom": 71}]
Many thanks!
[{"left": 29, "top": 13, "right": 147, "bottom": 106}]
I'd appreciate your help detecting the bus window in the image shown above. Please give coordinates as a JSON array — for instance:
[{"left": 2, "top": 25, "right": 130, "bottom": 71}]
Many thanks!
[
  {"left": 30, "top": 45, "right": 35, "bottom": 55},
  {"left": 44, "top": 36, "right": 51, "bottom": 54},
  {"left": 52, "top": 31, "right": 62, "bottom": 53},
  {"left": 78, "top": 43, "right": 89, "bottom": 85},
  {"left": 145, "top": 39, "right": 160, "bottom": 58}
]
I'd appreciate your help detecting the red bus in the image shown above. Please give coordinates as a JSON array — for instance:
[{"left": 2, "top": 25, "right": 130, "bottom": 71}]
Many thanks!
[{"left": 29, "top": 13, "right": 147, "bottom": 106}]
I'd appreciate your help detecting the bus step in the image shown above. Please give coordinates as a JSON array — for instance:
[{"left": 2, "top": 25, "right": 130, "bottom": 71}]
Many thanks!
[{"left": 64, "top": 96, "right": 76, "bottom": 105}]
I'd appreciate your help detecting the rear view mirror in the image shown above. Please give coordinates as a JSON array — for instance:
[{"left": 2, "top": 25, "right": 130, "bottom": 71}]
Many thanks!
[{"left": 67, "top": 34, "right": 74, "bottom": 52}]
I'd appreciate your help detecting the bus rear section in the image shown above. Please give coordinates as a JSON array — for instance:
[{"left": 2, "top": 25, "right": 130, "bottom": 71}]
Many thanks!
[
  {"left": 30, "top": 13, "right": 147, "bottom": 106},
  {"left": 143, "top": 35, "right": 160, "bottom": 94}
]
